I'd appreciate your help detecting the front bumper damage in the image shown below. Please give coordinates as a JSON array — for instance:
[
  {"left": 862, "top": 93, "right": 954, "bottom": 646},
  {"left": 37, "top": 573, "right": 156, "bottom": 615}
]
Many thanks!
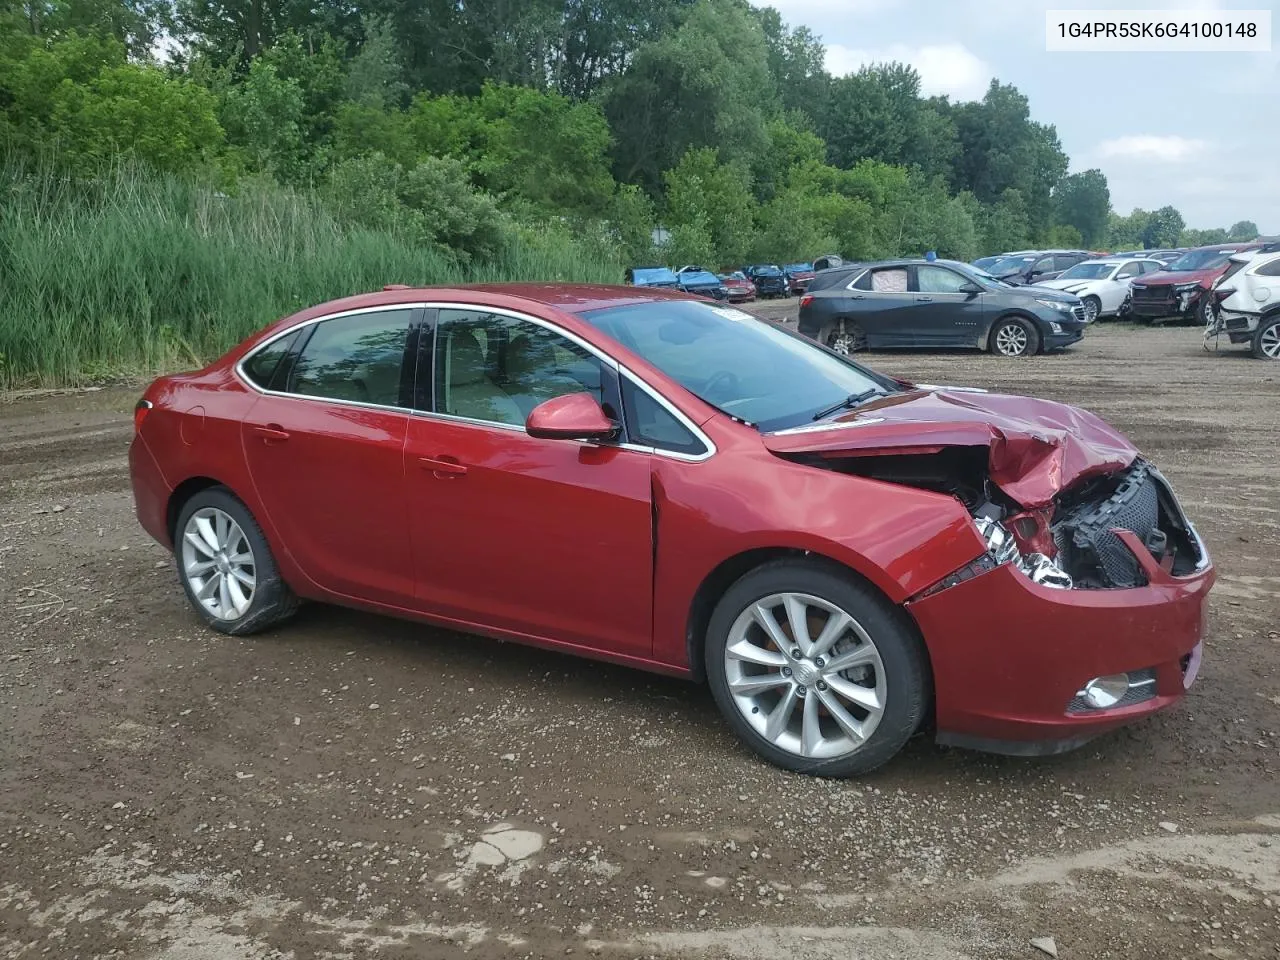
[
  {"left": 1130, "top": 283, "right": 1205, "bottom": 320},
  {"left": 906, "top": 460, "right": 1214, "bottom": 755}
]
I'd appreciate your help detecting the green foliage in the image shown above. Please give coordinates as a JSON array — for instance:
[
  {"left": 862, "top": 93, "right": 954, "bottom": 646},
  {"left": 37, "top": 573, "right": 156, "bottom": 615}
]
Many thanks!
[
  {"left": 1142, "top": 205, "right": 1185, "bottom": 249},
  {"left": 1227, "top": 220, "right": 1259, "bottom": 240},
  {"left": 608, "top": 184, "right": 658, "bottom": 264},
  {"left": 0, "top": 161, "right": 625, "bottom": 386},
  {"left": 219, "top": 59, "right": 308, "bottom": 180},
  {"left": 1046, "top": 224, "right": 1084, "bottom": 248},
  {"left": 1180, "top": 227, "right": 1228, "bottom": 246},
  {"left": 1108, "top": 208, "right": 1150, "bottom": 249},
  {"left": 663, "top": 148, "right": 757, "bottom": 265},
  {"left": 1053, "top": 170, "right": 1110, "bottom": 247},
  {"left": 980, "top": 188, "right": 1031, "bottom": 254},
  {"left": 343, "top": 14, "right": 407, "bottom": 109}
]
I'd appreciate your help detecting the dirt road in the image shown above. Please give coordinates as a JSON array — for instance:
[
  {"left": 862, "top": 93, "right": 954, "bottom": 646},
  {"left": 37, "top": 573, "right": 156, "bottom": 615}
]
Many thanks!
[{"left": 2, "top": 313, "right": 1279, "bottom": 959}]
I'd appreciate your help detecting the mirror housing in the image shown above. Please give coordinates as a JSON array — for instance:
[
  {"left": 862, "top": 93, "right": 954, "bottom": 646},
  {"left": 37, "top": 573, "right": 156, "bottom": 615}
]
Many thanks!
[
  {"left": 525, "top": 392, "right": 617, "bottom": 442},
  {"left": 959, "top": 281, "right": 982, "bottom": 295}
]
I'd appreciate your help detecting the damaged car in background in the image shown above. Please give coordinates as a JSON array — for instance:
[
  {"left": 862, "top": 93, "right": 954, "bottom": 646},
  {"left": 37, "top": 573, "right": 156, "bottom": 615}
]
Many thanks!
[
  {"left": 130, "top": 287, "right": 1213, "bottom": 777},
  {"left": 1204, "top": 248, "right": 1280, "bottom": 359}
]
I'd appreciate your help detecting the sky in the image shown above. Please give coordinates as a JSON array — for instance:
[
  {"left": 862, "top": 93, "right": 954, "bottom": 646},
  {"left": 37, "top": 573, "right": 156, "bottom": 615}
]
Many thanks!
[{"left": 767, "top": 0, "right": 1279, "bottom": 233}]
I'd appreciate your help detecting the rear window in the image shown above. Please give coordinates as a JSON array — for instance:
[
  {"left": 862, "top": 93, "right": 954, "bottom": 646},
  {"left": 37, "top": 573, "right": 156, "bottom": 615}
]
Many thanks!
[{"left": 241, "top": 330, "right": 300, "bottom": 390}]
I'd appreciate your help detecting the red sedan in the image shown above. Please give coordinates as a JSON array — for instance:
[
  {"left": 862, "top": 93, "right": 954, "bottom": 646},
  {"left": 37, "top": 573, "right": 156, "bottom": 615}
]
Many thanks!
[
  {"left": 129, "top": 285, "right": 1213, "bottom": 776},
  {"left": 717, "top": 271, "right": 757, "bottom": 303}
]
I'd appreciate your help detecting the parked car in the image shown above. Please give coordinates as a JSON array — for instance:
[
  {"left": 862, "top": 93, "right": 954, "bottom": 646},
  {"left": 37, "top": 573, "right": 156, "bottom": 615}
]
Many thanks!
[
  {"left": 744, "top": 264, "right": 789, "bottom": 298},
  {"left": 674, "top": 267, "right": 729, "bottom": 300},
  {"left": 625, "top": 266, "right": 679, "bottom": 289},
  {"left": 129, "top": 284, "right": 1213, "bottom": 776},
  {"left": 798, "top": 259, "right": 1087, "bottom": 357},
  {"left": 717, "top": 271, "right": 757, "bottom": 303},
  {"left": 783, "top": 262, "right": 817, "bottom": 296},
  {"left": 1128, "top": 243, "right": 1265, "bottom": 324},
  {"left": 813, "top": 254, "right": 844, "bottom": 272},
  {"left": 986, "top": 250, "right": 1092, "bottom": 286},
  {"left": 1031, "top": 258, "right": 1165, "bottom": 322},
  {"left": 1204, "top": 249, "right": 1280, "bottom": 359}
]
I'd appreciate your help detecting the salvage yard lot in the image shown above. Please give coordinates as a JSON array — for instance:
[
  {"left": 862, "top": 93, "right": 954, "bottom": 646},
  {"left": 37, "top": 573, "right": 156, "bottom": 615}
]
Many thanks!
[{"left": 2, "top": 316, "right": 1278, "bottom": 959}]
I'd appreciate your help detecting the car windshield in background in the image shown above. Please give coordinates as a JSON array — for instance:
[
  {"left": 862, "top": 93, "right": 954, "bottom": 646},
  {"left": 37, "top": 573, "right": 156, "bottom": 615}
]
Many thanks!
[
  {"left": 972, "top": 256, "right": 1002, "bottom": 270},
  {"left": 632, "top": 268, "right": 678, "bottom": 285},
  {"left": 989, "top": 256, "right": 1035, "bottom": 274},
  {"left": 680, "top": 270, "right": 720, "bottom": 285},
  {"left": 580, "top": 300, "right": 892, "bottom": 432},
  {"left": 1168, "top": 249, "right": 1236, "bottom": 272},
  {"left": 971, "top": 269, "right": 1013, "bottom": 289},
  {"left": 785, "top": 263, "right": 814, "bottom": 272},
  {"left": 754, "top": 265, "right": 783, "bottom": 276},
  {"left": 1059, "top": 262, "right": 1115, "bottom": 280}
]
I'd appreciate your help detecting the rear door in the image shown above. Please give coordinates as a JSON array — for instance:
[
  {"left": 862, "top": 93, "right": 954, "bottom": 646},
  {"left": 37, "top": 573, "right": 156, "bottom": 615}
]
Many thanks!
[
  {"left": 846, "top": 265, "right": 919, "bottom": 347},
  {"left": 240, "top": 307, "right": 420, "bottom": 606},
  {"left": 908, "top": 264, "right": 987, "bottom": 346}
]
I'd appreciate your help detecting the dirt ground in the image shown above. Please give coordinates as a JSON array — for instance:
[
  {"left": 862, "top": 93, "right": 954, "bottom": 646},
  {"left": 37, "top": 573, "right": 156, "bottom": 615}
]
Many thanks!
[{"left": 2, "top": 308, "right": 1279, "bottom": 960}]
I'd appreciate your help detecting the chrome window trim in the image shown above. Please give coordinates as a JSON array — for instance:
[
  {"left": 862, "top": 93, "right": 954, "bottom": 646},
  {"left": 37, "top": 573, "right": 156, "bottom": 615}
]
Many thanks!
[
  {"left": 235, "top": 300, "right": 716, "bottom": 462},
  {"left": 844, "top": 268, "right": 870, "bottom": 291},
  {"left": 766, "top": 417, "right": 885, "bottom": 436}
]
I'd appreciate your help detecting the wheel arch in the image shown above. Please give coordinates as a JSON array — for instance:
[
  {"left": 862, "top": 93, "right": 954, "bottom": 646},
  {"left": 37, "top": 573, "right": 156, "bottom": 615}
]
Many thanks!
[{"left": 682, "top": 547, "right": 935, "bottom": 692}]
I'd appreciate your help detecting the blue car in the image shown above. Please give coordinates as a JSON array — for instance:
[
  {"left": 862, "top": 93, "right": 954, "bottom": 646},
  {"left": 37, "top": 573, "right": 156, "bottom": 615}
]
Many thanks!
[
  {"left": 625, "top": 266, "right": 680, "bottom": 289},
  {"left": 675, "top": 266, "right": 729, "bottom": 300},
  {"left": 745, "top": 264, "right": 788, "bottom": 298}
]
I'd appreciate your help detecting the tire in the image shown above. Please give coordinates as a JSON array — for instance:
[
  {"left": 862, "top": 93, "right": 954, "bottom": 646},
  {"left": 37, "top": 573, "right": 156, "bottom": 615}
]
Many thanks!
[
  {"left": 823, "top": 321, "right": 866, "bottom": 355},
  {"left": 1197, "top": 293, "right": 1218, "bottom": 329},
  {"left": 1081, "top": 296, "right": 1101, "bottom": 324},
  {"left": 173, "top": 486, "right": 299, "bottom": 635},
  {"left": 1253, "top": 316, "right": 1280, "bottom": 360},
  {"left": 704, "top": 559, "right": 930, "bottom": 777},
  {"left": 989, "top": 316, "right": 1039, "bottom": 357}
]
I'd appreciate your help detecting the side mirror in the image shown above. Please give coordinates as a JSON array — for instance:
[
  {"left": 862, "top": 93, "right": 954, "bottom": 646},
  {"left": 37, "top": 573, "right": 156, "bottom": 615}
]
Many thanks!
[
  {"left": 959, "top": 281, "right": 982, "bottom": 295},
  {"left": 525, "top": 393, "right": 617, "bottom": 442}
]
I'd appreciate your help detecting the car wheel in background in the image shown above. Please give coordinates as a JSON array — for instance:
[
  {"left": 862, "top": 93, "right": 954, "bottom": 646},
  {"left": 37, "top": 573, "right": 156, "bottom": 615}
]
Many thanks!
[
  {"left": 1197, "top": 293, "right": 1218, "bottom": 329},
  {"left": 1082, "top": 296, "right": 1101, "bottom": 323},
  {"left": 175, "top": 486, "right": 299, "bottom": 635},
  {"left": 990, "top": 317, "right": 1039, "bottom": 357},
  {"left": 1253, "top": 317, "right": 1280, "bottom": 360},
  {"left": 825, "top": 322, "right": 866, "bottom": 355},
  {"left": 705, "top": 559, "right": 930, "bottom": 777}
]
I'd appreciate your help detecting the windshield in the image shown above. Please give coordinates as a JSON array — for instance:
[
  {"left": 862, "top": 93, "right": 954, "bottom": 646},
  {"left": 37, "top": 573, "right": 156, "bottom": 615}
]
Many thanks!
[
  {"left": 1059, "top": 262, "right": 1116, "bottom": 280},
  {"left": 784, "top": 263, "right": 814, "bottom": 273},
  {"left": 631, "top": 268, "right": 677, "bottom": 285},
  {"left": 1168, "top": 249, "right": 1238, "bottom": 272},
  {"left": 753, "top": 265, "right": 782, "bottom": 276},
  {"left": 579, "top": 300, "right": 893, "bottom": 432},
  {"left": 989, "top": 256, "right": 1035, "bottom": 274},
  {"left": 970, "top": 268, "right": 1014, "bottom": 289},
  {"left": 679, "top": 270, "right": 719, "bottom": 285},
  {"left": 972, "top": 256, "right": 1002, "bottom": 270}
]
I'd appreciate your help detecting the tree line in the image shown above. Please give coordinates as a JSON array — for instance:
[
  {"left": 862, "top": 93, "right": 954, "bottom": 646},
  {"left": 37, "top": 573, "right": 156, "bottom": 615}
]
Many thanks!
[{"left": 0, "top": 0, "right": 1261, "bottom": 270}]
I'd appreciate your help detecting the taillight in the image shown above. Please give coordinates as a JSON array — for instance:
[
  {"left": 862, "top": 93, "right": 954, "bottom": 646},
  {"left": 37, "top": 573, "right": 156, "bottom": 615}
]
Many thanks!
[
  {"left": 1214, "top": 287, "right": 1236, "bottom": 302},
  {"left": 799, "top": 294, "right": 814, "bottom": 308},
  {"left": 134, "top": 398, "right": 153, "bottom": 433}
]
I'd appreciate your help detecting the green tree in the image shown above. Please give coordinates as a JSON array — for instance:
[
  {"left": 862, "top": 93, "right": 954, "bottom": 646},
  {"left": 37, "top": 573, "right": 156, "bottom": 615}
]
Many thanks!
[
  {"left": 753, "top": 6, "right": 828, "bottom": 119},
  {"left": 663, "top": 147, "right": 757, "bottom": 265},
  {"left": 1108, "top": 208, "right": 1150, "bottom": 249},
  {"left": 1227, "top": 219, "right": 1259, "bottom": 240},
  {"left": 219, "top": 58, "right": 307, "bottom": 180},
  {"left": 980, "top": 187, "right": 1031, "bottom": 254},
  {"left": 343, "top": 14, "right": 407, "bottom": 109},
  {"left": 1180, "top": 227, "right": 1228, "bottom": 246},
  {"left": 1141, "top": 205, "right": 1185, "bottom": 249},
  {"left": 1053, "top": 169, "right": 1111, "bottom": 247},
  {"left": 602, "top": 0, "right": 776, "bottom": 196}
]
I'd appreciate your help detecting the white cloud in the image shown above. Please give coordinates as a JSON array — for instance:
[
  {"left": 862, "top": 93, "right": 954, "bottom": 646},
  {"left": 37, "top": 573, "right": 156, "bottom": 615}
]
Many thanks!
[
  {"left": 824, "top": 42, "right": 993, "bottom": 100},
  {"left": 1096, "top": 135, "right": 1208, "bottom": 163}
]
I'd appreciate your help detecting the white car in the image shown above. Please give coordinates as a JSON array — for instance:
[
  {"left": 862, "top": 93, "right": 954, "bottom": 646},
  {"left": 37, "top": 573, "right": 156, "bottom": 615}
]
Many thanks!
[
  {"left": 1032, "top": 258, "right": 1165, "bottom": 322},
  {"left": 1204, "top": 250, "right": 1280, "bottom": 359}
]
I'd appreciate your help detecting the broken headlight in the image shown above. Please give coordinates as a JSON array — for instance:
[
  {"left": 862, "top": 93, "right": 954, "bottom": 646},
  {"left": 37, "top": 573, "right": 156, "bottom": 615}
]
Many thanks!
[{"left": 973, "top": 517, "right": 1073, "bottom": 589}]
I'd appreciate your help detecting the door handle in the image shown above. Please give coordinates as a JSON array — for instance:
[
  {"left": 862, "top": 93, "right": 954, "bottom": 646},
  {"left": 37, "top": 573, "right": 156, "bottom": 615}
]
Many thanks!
[
  {"left": 417, "top": 455, "right": 468, "bottom": 478},
  {"left": 848, "top": 294, "right": 866, "bottom": 300},
  {"left": 253, "top": 424, "right": 290, "bottom": 443},
  {"left": 915, "top": 296, "right": 934, "bottom": 302}
]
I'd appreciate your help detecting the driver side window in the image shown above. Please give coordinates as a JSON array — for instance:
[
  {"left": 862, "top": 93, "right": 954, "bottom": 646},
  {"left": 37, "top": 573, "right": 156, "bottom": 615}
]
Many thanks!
[{"left": 914, "top": 265, "right": 970, "bottom": 293}]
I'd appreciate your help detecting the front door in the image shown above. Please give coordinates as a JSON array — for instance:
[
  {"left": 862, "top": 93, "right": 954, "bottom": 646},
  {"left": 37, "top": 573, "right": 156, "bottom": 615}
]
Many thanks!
[
  {"left": 406, "top": 308, "right": 655, "bottom": 658},
  {"left": 240, "top": 307, "right": 419, "bottom": 606},
  {"left": 908, "top": 264, "right": 987, "bottom": 346}
]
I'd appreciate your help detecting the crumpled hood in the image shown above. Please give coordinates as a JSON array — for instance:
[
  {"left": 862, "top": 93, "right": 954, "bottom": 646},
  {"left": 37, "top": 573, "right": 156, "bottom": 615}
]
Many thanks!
[
  {"left": 1033, "top": 278, "right": 1098, "bottom": 295},
  {"left": 762, "top": 388, "right": 1139, "bottom": 509},
  {"left": 1133, "top": 268, "right": 1219, "bottom": 287}
]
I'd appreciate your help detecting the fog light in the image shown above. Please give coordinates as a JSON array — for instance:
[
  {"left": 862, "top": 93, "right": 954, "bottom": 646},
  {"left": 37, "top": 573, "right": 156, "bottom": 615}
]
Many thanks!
[
  {"left": 1049, "top": 321, "right": 1063, "bottom": 333},
  {"left": 1078, "top": 674, "right": 1130, "bottom": 709}
]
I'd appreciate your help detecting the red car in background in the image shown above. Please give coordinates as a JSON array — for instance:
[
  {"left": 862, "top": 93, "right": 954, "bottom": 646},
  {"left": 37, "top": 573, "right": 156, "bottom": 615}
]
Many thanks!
[
  {"left": 717, "top": 271, "right": 757, "bottom": 302},
  {"left": 1129, "top": 242, "right": 1265, "bottom": 324},
  {"left": 783, "top": 262, "right": 817, "bottom": 295},
  {"left": 129, "top": 285, "right": 1213, "bottom": 776}
]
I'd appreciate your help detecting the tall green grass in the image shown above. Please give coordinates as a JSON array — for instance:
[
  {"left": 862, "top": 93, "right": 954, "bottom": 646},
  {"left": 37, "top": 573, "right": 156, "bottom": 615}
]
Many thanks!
[{"left": 0, "top": 164, "right": 627, "bottom": 387}]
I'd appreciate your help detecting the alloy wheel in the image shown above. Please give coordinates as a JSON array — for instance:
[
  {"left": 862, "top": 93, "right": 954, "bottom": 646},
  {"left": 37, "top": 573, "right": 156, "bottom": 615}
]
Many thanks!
[
  {"left": 994, "top": 322, "right": 1030, "bottom": 357},
  {"left": 1259, "top": 323, "right": 1280, "bottom": 359},
  {"left": 723, "top": 592, "right": 886, "bottom": 760},
  {"left": 1083, "top": 298, "right": 1099, "bottom": 323},
  {"left": 180, "top": 507, "right": 257, "bottom": 620}
]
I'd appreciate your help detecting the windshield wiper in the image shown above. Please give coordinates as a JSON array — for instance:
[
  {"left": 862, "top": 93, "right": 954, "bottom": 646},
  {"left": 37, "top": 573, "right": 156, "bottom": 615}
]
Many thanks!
[{"left": 811, "top": 388, "right": 884, "bottom": 421}]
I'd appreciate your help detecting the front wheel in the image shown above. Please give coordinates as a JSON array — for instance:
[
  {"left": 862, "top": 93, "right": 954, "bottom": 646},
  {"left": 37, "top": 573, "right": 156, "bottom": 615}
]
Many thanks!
[
  {"left": 989, "top": 316, "right": 1040, "bottom": 357},
  {"left": 705, "top": 560, "right": 930, "bottom": 777},
  {"left": 1081, "top": 295, "right": 1101, "bottom": 324},
  {"left": 174, "top": 486, "right": 299, "bottom": 635},
  {"left": 1253, "top": 317, "right": 1280, "bottom": 360}
]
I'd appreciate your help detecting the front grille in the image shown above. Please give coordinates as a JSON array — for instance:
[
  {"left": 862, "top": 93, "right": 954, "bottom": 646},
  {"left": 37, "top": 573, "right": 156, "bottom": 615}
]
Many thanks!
[
  {"left": 1131, "top": 285, "right": 1175, "bottom": 304},
  {"left": 1053, "top": 462, "right": 1161, "bottom": 588},
  {"left": 1071, "top": 305, "right": 1087, "bottom": 323}
]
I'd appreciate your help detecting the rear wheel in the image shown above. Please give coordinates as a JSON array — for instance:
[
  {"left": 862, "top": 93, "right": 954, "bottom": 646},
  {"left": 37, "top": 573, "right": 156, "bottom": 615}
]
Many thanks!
[
  {"left": 1253, "top": 317, "right": 1280, "bottom": 360},
  {"left": 705, "top": 560, "right": 929, "bottom": 777},
  {"left": 824, "top": 321, "right": 866, "bottom": 355},
  {"left": 989, "top": 316, "right": 1039, "bottom": 357},
  {"left": 174, "top": 486, "right": 299, "bottom": 635}
]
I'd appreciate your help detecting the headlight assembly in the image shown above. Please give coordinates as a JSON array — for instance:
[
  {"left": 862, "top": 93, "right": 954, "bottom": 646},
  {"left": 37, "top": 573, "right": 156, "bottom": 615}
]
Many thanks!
[
  {"left": 1035, "top": 298, "right": 1073, "bottom": 313},
  {"left": 973, "top": 517, "right": 1074, "bottom": 589}
]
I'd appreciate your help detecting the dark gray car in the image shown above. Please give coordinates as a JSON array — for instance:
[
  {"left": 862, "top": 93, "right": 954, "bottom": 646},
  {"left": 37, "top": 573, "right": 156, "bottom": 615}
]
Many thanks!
[{"left": 797, "top": 259, "right": 1087, "bottom": 358}]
